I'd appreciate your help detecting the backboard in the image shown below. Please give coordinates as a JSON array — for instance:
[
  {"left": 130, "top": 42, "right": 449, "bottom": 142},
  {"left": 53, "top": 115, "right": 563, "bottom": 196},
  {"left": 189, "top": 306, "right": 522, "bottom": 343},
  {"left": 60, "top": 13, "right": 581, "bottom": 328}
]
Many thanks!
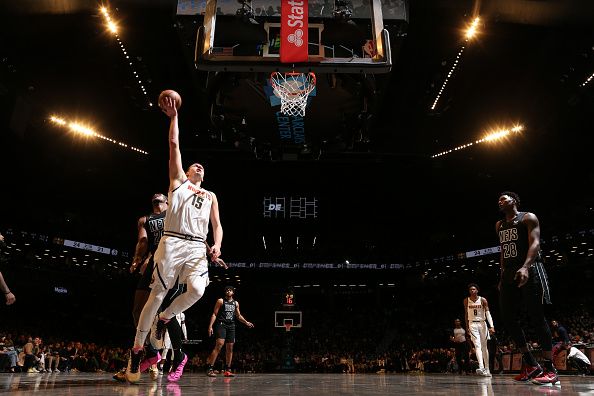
[
  {"left": 185, "top": 0, "right": 408, "bottom": 73},
  {"left": 275, "top": 310, "right": 303, "bottom": 331}
]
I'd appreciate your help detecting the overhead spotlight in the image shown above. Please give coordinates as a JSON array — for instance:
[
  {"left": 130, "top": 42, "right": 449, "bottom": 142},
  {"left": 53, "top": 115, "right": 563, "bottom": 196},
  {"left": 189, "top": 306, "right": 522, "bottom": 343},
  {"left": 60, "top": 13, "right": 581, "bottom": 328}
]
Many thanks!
[
  {"left": 333, "top": 0, "right": 353, "bottom": 20},
  {"left": 236, "top": 0, "right": 259, "bottom": 25}
]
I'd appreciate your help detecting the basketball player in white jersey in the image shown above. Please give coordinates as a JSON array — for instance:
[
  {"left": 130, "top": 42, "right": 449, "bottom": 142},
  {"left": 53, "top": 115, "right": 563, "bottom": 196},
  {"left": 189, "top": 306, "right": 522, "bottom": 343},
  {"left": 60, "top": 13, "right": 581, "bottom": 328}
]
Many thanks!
[
  {"left": 464, "top": 283, "right": 495, "bottom": 377},
  {"left": 125, "top": 94, "right": 223, "bottom": 383}
]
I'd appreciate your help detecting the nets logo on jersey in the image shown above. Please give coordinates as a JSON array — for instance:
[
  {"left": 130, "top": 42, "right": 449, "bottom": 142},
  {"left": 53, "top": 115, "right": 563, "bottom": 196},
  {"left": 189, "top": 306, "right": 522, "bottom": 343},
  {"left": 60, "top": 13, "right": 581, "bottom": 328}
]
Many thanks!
[
  {"left": 148, "top": 218, "right": 164, "bottom": 232},
  {"left": 499, "top": 228, "right": 518, "bottom": 243}
]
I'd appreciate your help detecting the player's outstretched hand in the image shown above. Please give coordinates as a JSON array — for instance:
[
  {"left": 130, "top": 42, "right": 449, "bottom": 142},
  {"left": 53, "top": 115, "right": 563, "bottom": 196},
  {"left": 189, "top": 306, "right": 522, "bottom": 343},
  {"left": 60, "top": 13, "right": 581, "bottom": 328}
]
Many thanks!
[
  {"left": 208, "top": 327, "right": 214, "bottom": 337},
  {"left": 160, "top": 96, "right": 177, "bottom": 118},
  {"left": 246, "top": 322, "right": 254, "bottom": 328}
]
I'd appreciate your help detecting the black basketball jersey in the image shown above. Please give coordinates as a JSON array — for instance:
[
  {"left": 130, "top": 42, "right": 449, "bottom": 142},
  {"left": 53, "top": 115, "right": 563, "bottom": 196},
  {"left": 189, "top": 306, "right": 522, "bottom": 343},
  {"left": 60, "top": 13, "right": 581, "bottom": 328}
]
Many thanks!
[
  {"left": 497, "top": 212, "right": 529, "bottom": 271},
  {"left": 144, "top": 211, "right": 166, "bottom": 253},
  {"left": 216, "top": 299, "right": 237, "bottom": 325}
]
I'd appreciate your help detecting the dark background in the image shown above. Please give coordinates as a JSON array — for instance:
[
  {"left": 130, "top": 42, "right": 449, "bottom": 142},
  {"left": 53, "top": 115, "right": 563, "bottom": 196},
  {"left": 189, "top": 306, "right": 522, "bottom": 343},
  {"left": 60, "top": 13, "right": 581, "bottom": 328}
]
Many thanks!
[{"left": 0, "top": 0, "right": 593, "bottom": 347}]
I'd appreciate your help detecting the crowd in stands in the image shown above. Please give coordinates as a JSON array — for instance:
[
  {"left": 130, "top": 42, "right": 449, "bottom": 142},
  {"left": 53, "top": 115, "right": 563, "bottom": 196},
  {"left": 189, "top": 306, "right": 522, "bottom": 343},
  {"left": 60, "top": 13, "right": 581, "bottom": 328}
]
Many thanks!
[
  {"left": 1, "top": 300, "right": 593, "bottom": 375},
  {"left": 1, "top": 229, "right": 593, "bottom": 376},
  {"left": 0, "top": 333, "right": 127, "bottom": 374}
]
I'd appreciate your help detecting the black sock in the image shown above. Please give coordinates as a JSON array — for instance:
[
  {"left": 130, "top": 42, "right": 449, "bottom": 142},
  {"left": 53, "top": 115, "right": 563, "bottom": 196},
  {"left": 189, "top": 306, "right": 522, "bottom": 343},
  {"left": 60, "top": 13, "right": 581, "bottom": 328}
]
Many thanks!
[
  {"left": 172, "top": 349, "right": 184, "bottom": 366},
  {"left": 145, "top": 344, "right": 159, "bottom": 358},
  {"left": 523, "top": 352, "right": 538, "bottom": 367},
  {"left": 542, "top": 359, "right": 554, "bottom": 371},
  {"left": 166, "top": 319, "right": 183, "bottom": 350},
  {"left": 207, "top": 364, "right": 213, "bottom": 371},
  {"left": 163, "top": 350, "right": 173, "bottom": 373}
]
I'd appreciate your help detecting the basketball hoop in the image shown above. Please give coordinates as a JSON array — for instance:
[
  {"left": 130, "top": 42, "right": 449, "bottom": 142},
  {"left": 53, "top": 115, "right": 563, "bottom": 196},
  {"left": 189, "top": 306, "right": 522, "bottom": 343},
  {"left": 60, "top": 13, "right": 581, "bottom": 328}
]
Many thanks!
[
  {"left": 284, "top": 323, "right": 293, "bottom": 332},
  {"left": 270, "top": 71, "right": 316, "bottom": 117}
]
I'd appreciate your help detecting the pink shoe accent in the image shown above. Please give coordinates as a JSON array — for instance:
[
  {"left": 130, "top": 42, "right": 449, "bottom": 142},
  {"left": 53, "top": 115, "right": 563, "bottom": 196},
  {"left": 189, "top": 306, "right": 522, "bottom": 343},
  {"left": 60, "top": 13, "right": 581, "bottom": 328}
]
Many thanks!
[
  {"left": 140, "top": 351, "right": 161, "bottom": 373},
  {"left": 166, "top": 383, "right": 182, "bottom": 396},
  {"left": 167, "top": 354, "right": 188, "bottom": 382}
]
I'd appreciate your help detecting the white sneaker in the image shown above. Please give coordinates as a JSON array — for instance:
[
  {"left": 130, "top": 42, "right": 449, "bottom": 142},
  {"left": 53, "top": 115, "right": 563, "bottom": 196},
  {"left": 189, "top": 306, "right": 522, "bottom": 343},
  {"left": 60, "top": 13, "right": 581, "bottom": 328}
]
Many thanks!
[
  {"left": 54, "top": 368, "right": 60, "bottom": 373},
  {"left": 476, "top": 368, "right": 491, "bottom": 377}
]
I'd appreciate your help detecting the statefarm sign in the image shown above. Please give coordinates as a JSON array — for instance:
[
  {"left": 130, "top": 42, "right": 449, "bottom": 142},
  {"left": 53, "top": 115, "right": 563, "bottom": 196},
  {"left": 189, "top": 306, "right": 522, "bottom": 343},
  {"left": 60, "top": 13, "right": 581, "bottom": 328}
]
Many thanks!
[{"left": 280, "top": 0, "right": 308, "bottom": 63}]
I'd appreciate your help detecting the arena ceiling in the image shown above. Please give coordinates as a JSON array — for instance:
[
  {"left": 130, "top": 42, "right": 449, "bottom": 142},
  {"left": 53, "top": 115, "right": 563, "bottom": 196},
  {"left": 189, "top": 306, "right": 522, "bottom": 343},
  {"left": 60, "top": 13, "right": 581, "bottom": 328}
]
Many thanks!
[{"left": 0, "top": 0, "right": 593, "bottom": 258}]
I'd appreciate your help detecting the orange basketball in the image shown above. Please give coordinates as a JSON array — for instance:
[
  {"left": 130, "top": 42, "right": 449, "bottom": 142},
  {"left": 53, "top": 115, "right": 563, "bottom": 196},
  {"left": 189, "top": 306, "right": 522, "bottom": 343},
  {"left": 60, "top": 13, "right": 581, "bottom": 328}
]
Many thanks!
[{"left": 158, "top": 89, "right": 182, "bottom": 110}]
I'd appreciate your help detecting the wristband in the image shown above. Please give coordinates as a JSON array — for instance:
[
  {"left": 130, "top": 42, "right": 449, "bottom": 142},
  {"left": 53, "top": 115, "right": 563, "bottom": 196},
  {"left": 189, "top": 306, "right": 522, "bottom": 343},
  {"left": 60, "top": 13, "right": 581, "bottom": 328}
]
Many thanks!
[{"left": 4, "top": 291, "right": 11, "bottom": 295}]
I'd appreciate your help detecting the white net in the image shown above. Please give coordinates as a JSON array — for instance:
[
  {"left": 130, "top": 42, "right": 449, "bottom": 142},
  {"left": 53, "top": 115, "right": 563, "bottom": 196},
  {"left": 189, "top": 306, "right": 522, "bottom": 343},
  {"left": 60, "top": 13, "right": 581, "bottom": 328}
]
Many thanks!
[{"left": 270, "top": 72, "right": 316, "bottom": 117}]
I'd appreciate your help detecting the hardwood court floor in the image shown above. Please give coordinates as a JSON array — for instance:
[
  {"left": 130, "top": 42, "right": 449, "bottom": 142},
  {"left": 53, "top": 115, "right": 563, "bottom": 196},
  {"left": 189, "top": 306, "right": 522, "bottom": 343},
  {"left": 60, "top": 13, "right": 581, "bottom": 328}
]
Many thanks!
[{"left": 1, "top": 372, "right": 592, "bottom": 395}]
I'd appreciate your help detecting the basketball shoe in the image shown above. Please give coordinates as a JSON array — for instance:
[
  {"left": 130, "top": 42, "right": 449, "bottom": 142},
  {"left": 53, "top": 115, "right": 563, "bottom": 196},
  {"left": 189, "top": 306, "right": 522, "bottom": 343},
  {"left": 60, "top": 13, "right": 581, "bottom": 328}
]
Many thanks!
[
  {"left": 224, "top": 370, "right": 235, "bottom": 377},
  {"left": 531, "top": 368, "right": 560, "bottom": 386},
  {"left": 113, "top": 368, "right": 126, "bottom": 382},
  {"left": 139, "top": 347, "right": 161, "bottom": 373},
  {"left": 167, "top": 352, "right": 187, "bottom": 382},
  {"left": 150, "top": 314, "right": 170, "bottom": 350},
  {"left": 514, "top": 363, "right": 543, "bottom": 382},
  {"left": 125, "top": 348, "right": 144, "bottom": 383}
]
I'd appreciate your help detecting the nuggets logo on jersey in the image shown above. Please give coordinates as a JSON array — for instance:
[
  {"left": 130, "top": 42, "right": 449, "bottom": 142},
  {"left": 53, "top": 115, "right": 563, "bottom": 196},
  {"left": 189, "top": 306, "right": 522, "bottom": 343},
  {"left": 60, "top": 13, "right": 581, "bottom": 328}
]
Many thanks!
[
  {"left": 467, "top": 298, "right": 486, "bottom": 321},
  {"left": 163, "top": 180, "right": 213, "bottom": 240}
]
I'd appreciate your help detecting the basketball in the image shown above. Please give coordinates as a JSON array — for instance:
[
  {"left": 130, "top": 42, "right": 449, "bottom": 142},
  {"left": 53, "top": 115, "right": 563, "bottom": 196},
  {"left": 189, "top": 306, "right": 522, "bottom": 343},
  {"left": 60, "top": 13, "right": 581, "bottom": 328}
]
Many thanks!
[{"left": 158, "top": 89, "right": 182, "bottom": 110}]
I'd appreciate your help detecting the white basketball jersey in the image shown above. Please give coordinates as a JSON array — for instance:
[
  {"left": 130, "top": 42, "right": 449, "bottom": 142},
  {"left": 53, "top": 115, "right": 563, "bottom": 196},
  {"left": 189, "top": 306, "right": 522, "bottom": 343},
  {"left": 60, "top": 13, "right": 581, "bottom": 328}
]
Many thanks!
[
  {"left": 467, "top": 296, "right": 486, "bottom": 321},
  {"left": 164, "top": 180, "right": 213, "bottom": 240}
]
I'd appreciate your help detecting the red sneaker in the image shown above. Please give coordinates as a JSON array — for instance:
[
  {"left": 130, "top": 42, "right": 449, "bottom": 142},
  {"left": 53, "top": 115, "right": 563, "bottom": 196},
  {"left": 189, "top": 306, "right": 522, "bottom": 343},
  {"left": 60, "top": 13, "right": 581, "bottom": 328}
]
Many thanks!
[
  {"left": 224, "top": 370, "right": 235, "bottom": 377},
  {"left": 514, "top": 364, "right": 543, "bottom": 382},
  {"left": 531, "top": 369, "right": 560, "bottom": 386}
]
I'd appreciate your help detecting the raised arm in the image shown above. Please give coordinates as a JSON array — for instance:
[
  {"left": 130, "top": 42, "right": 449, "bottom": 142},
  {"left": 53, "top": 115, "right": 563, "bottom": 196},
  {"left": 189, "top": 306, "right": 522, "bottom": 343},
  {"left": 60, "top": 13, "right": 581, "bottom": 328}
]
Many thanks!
[
  {"left": 209, "top": 192, "right": 223, "bottom": 259},
  {"left": 235, "top": 301, "right": 254, "bottom": 328},
  {"left": 130, "top": 216, "right": 148, "bottom": 273},
  {"left": 160, "top": 96, "right": 185, "bottom": 191}
]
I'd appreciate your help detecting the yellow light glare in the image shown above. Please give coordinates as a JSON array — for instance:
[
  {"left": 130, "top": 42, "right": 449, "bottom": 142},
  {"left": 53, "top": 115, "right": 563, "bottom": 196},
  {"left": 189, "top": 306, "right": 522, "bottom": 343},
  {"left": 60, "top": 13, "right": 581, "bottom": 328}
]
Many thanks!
[
  {"left": 482, "top": 130, "right": 508, "bottom": 142},
  {"left": 107, "top": 21, "right": 118, "bottom": 34},
  {"left": 48, "top": 114, "right": 148, "bottom": 155},
  {"left": 100, "top": 5, "right": 151, "bottom": 106},
  {"left": 432, "top": 124, "right": 524, "bottom": 158},
  {"left": 69, "top": 122, "right": 96, "bottom": 137},
  {"left": 465, "top": 17, "right": 480, "bottom": 40},
  {"left": 50, "top": 116, "right": 67, "bottom": 125}
]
